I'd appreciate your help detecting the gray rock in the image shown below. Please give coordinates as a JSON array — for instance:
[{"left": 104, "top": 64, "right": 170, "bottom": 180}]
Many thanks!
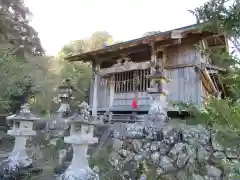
[
  {"left": 168, "top": 143, "right": 186, "bottom": 161},
  {"left": 131, "top": 139, "right": 142, "bottom": 153},
  {"left": 211, "top": 151, "right": 226, "bottom": 164},
  {"left": 162, "top": 125, "right": 180, "bottom": 145},
  {"left": 150, "top": 151, "right": 160, "bottom": 164},
  {"left": 126, "top": 122, "right": 144, "bottom": 138},
  {"left": 192, "top": 174, "right": 204, "bottom": 180},
  {"left": 134, "top": 154, "right": 144, "bottom": 161},
  {"left": 142, "top": 142, "right": 151, "bottom": 150},
  {"left": 109, "top": 115, "right": 240, "bottom": 179},
  {"left": 176, "top": 171, "right": 191, "bottom": 180},
  {"left": 205, "top": 165, "right": 222, "bottom": 177},
  {"left": 159, "top": 156, "right": 176, "bottom": 172},
  {"left": 212, "top": 134, "right": 224, "bottom": 151},
  {"left": 157, "top": 142, "right": 170, "bottom": 155},
  {"left": 226, "top": 148, "right": 239, "bottom": 159},
  {"left": 182, "top": 125, "right": 210, "bottom": 146},
  {"left": 112, "top": 139, "right": 124, "bottom": 150},
  {"left": 197, "top": 147, "right": 211, "bottom": 162},
  {"left": 175, "top": 153, "right": 191, "bottom": 168},
  {"left": 150, "top": 142, "right": 158, "bottom": 151},
  {"left": 168, "top": 143, "right": 195, "bottom": 163},
  {"left": 156, "top": 168, "right": 164, "bottom": 175}
]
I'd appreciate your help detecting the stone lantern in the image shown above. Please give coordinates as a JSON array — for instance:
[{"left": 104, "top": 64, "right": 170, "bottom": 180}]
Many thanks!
[
  {"left": 59, "top": 102, "right": 101, "bottom": 180},
  {"left": 147, "top": 65, "right": 169, "bottom": 125},
  {"left": 47, "top": 78, "right": 73, "bottom": 138},
  {"left": 0, "top": 103, "right": 41, "bottom": 178},
  {"left": 57, "top": 78, "right": 73, "bottom": 116}
]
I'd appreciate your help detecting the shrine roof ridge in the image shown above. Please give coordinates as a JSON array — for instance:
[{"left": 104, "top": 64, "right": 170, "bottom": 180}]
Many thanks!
[{"left": 64, "top": 23, "right": 205, "bottom": 62}]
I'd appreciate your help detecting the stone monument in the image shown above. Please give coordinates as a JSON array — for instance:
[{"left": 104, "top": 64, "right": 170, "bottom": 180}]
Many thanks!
[
  {"left": 58, "top": 102, "right": 101, "bottom": 180},
  {"left": 0, "top": 103, "right": 41, "bottom": 178}
]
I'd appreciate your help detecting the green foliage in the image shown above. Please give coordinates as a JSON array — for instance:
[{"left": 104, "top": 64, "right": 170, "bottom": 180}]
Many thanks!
[
  {"left": 0, "top": 0, "right": 44, "bottom": 55},
  {"left": 0, "top": 43, "right": 39, "bottom": 113},
  {"left": 3, "top": 75, "right": 38, "bottom": 113},
  {"left": 187, "top": 0, "right": 240, "bottom": 146},
  {"left": 172, "top": 98, "right": 240, "bottom": 146},
  {"left": 190, "top": 0, "right": 240, "bottom": 34},
  {"left": 54, "top": 31, "right": 116, "bottom": 110},
  {"left": 90, "top": 146, "right": 122, "bottom": 180},
  {"left": 0, "top": 0, "right": 46, "bottom": 113}
]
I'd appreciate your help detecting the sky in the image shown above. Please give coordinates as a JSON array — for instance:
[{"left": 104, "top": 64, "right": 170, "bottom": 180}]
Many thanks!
[{"left": 25, "top": 0, "right": 207, "bottom": 56}]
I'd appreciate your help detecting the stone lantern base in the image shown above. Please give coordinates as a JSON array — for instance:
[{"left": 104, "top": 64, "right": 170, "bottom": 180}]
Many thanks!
[
  {"left": 0, "top": 153, "right": 42, "bottom": 179},
  {"left": 58, "top": 167, "right": 99, "bottom": 180}
]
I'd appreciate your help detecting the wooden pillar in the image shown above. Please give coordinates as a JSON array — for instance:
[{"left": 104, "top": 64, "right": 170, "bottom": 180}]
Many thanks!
[
  {"left": 162, "top": 48, "right": 167, "bottom": 71},
  {"left": 92, "top": 63, "right": 100, "bottom": 117},
  {"left": 160, "top": 48, "right": 168, "bottom": 107},
  {"left": 109, "top": 75, "right": 115, "bottom": 107},
  {"left": 150, "top": 42, "right": 157, "bottom": 87},
  {"left": 132, "top": 71, "right": 138, "bottom": 115}
]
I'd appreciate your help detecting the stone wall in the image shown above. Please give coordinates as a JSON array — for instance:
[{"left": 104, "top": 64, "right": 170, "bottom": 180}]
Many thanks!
[{"left": 110, "top": 121, "right": 240, "bottom": 180}]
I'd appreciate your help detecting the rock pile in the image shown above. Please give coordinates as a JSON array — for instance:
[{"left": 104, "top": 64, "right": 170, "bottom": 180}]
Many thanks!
[{"left": 110, "top": 122, "right": 240, "bottom": 180}]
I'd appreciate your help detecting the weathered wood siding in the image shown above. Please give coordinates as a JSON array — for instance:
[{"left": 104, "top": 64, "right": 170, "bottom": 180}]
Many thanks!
[
  {"left": 166, "top": 67, "right": 202, "bottom": 106},
  {"left": 89, "top": 67, "right": 202, "bottom": 111},
  {"left": 166, "top": 42, "right": 201, "bottom": 65},
  {"left": 89, "top": 77, "right": 110, "bottom": 109},
  {"left": 89, "top": 42, "right": 204, "bottom": 111},
  {"left": 97, "top": 78, "right": 110, "bottom": 109}
]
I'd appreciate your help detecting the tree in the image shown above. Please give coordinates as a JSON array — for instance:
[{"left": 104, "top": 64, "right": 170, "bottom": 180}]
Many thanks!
[
  {"left": 0, "top": 0, "right": 46, "bottom": 113},
  {"left": 0, "top": 0, "right": 44, "bottom": 56},
  {"left": 53, "top": 31, "right": 116, "bottom": 110},
  {"left": 179, "top": 0, "right": 240, "bottom": 147}
]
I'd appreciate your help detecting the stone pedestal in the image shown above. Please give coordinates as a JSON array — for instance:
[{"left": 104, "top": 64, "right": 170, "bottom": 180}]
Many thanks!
[
  {"left": 59, "top": 135, "right": 99, "bottom": 180},
  {"left": 59, "top": 102, "right": 101, "bottom": 180},
  {"left": 0, "top": 103, "right": 41, "bottom": 178}
]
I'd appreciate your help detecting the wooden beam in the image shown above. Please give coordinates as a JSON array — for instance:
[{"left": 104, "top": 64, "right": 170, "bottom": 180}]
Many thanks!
[
  {"left": 202, "top": 68, "right": 218, "bottom": 94},
  {"left": 207, "top": 70, "right": 218, "bottom": 74},
  {"left": 200, "top": 63, "right": 226, "bottom": 72},
  {"left": 155, "top": 39, "right": 181, "bottom": 51},
  {"left": 98, "top": 61, "right": 226, "bottom": 77},
  {"left": 67, "top": 38, "right": 183, "bottom": 63},
  {"left": 200, "top": 72, "right": 213, "bottom": 93},
  {"left": 66, "top": 46, "right": 150, "bottom": 62}
]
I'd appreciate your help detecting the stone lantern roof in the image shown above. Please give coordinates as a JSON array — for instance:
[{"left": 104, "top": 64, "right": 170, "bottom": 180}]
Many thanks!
[
  {"left": 57, "top": 78, "right": 74, "bottom": 98},
  {"left": 6, "top": 103, "right": 40, "bottom": 122},
  {"left": 68, "top": 102, "right": 103, "bottom": 126},
  {"left": 148, "top": 65, "right": 169, "bottom": 81}
]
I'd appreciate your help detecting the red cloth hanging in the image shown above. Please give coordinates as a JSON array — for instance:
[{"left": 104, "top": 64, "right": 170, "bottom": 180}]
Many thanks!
[{"left": 132, "top": 97, "right": 137, "bottom": 109}]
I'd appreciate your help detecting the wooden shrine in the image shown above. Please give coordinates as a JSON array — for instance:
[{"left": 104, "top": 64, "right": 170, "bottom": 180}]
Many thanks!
[{"left": 65, "top": 24, "right": 227, "bottom": 116}]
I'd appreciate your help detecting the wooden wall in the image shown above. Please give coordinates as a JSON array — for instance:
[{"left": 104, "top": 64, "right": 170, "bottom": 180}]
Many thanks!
[
  {"left": 89, "top": 41, "right": 204, "bottom": 112},
  {"left": 166, "top": 42, "right": 201, "bottom": 65},
  {"left": 166, "top": 67, "right": 202, "bottom": 107}
]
